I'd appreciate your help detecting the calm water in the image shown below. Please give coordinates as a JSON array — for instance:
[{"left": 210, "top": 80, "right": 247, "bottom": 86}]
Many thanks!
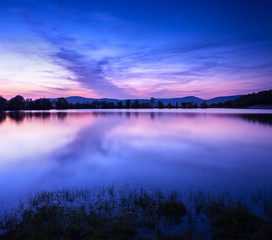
[{"left": 0, "top": 109, "right": 272, "bottom": 211}]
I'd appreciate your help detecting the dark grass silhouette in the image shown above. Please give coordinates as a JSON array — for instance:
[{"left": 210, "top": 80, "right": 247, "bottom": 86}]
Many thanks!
[{"left": 0, "top": 187, "right": 271, "bottom": 240}]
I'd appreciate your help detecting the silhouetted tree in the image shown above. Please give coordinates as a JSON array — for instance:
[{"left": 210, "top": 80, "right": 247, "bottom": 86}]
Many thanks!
[
  {"left": 181, "top": 102, "right": 186, "bottom": 108},
  {"left": 36, "top": 98, "right": 52, "bottom": 110},
  {"left": 157, "top": 100, "right": 165, "bottom": 109},
  {"left": 131, "top": 100, "right": 140, "bottom": 109},
  {"left": 150, "top": 97, "right": 155, "bottom": 108},
  {"left": 26, "top": 98, "right": 52, "bottom": 110},
  {"left": 201, "top": 100, "right": 208, "bottom": 108},
  {"left": 187, "top": 102, "right": 194, "bottom": 108},
  {"left": 100, "top": 101, "right": 107, "bottom": 109},
  {"left": 125, "top": 99, "right": 131, "bottom": 109},
  {"left": 108, "top": 102, "right": 116, "bottom": 108},
  {"left": 56, "top": 98, "right": 69, "bottom": 109},
  {"left": 175, "top": 102, "right": 179, "bottom": 108},
  {"left": 141, "top": 102, "right": 152, "bottom": 108},
  {"left": 117, "top": 101, "right": 124, "bottom": 108},
  {"left": 26, "top": 99, "right": 34, "bottom": 110},
  {"left": 100, "top": 101, "right": 116, "bottom": 109},
  {"left": 8, "top": 95, "right": 26, "bottom": 111},
  {"left": 0, "top": 96, "right": 7, "bottom": 111},
  {"left": 167, "top": 103, "right": 173, "bottom": 108},
  {"left": 91, "top": 100, "right": 99, "bottom": 109}
]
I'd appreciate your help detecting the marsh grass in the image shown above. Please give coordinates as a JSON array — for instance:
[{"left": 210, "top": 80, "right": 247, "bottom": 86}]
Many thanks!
[{"left": 0, "top": 187, "right": 271, "bottom": 240}]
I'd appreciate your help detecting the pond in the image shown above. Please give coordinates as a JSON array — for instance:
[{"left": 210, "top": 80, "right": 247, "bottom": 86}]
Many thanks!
[{"left": 0, "top": 109, "right": 272, "bottom": 212}]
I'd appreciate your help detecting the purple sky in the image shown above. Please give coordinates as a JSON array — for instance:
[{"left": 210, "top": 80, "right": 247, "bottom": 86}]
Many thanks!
[{"left": 1, "top": 0, "right": 272, "bottom": 99}]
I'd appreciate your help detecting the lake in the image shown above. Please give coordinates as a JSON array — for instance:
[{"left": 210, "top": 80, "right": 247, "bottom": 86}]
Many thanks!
[{"left": 0, "top": 109, "right": 272, "bottom": 212}]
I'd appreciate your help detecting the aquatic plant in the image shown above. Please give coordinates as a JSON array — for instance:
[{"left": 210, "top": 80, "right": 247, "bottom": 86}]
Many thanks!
[{"left": 0, "top": 187, "right": 271, "bottom": 240}]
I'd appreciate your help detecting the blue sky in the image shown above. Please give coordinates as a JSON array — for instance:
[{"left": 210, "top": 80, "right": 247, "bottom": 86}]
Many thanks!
[{"left": 0, "top": 0, "right": 272, "bottom": 99}]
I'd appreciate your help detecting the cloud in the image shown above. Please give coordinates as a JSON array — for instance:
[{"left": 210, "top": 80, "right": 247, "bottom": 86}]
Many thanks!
[
  {"left": 42, "top": 86, "right": 70, "bottom": 91},
  {"left": 50, "top": 47, "right": 129, "bottom": 97},
  {"left": 22, "top": 13, "right": 133, "bottom": 97}
]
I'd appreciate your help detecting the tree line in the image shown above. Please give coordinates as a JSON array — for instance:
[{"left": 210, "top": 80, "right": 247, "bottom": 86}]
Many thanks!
[
  {"left": 0, "top": 90, "right": 271, "bottom": 111},
  {"left": 0, "top": 95, "right": 207, "bottom": 110},
  {"left": 209, "top": 90, "right": 272, "bottom": 108}
]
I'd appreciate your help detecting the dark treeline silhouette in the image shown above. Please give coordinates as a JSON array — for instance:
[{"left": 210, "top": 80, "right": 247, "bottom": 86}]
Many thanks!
[
  {"left": 209, "top": 90, "right": 272, "bottom": 108},
  {"left": 0, "top": 95, "right": 202, "bottom": 110},
  {"left": 0, "top": 90, "right": 271, "bottom": 111},
  {"left": 0, "top": 95, "right": 55, "bottom": 111},
  {"left": 67, "top": 99, "right": 201, "bottom": 109},
  {"left": 8, "top": 95, "right": 26, "bottom": 110},
  {"left": 0, "top": 96, "right": 7, "bottom": 111},
  {"left": 26, "top": 98, "right": 52, "bottom": 110}
]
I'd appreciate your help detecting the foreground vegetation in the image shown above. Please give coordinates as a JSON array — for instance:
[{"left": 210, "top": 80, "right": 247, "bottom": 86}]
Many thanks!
[
  {"left": 0, "top": 187, "right": 271, "bottom": 240},
  {"left": 0, "top": 89, "right": 271, "bottom": 111}
]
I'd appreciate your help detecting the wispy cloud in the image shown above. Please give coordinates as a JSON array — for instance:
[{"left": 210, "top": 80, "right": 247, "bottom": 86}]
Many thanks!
[
  {"left": 21, "top": 13, "right": 134, "bottom": 97},
  {"left": 51, "top": 47, "right": 129, "bottom": 97}
]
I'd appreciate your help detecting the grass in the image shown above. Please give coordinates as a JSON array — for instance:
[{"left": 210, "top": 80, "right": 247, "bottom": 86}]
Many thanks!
[{"left": 0, "top": 187, "right": 271, "bottom": 240}]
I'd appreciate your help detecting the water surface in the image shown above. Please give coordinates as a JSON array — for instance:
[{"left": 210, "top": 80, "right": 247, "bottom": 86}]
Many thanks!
[{"left": 0, "top": 109, "right": 272, "bottom": 211}]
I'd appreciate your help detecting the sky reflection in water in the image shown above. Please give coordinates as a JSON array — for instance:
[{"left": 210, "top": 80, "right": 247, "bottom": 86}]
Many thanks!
[{"left": 0, "top": 110, "right": 272, "bottom": 210}]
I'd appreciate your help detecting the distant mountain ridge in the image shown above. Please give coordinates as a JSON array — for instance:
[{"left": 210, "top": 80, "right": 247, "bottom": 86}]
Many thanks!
[
  {"left": 51, "top": 95, "right": 243, "bottom": 106},
  {"left": 206, "top": 95, "right": 243, "bottom": 104}
]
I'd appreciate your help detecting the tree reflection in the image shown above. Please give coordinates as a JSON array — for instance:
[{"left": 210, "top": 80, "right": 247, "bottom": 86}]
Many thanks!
[
  {"left": 57, "top": 112, "right": 68, "bottom": 120},
  {"left": 238, "top": 114, "right": 272, "bottom": 126},
  {"left": 2, "top": 110, "right": 272, "bottom": 128},
  {"left": 33, "top": 112, "right": 51, "bottom": 120},
  {"left": 8, "top": 111, "right": 25, "bottom": 123},
  {"left": 0, "top": 112, "right": 6, "bottom": 124}
]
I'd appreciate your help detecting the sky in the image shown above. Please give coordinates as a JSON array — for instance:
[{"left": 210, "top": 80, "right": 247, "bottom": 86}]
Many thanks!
[{"left": 0, "top": 0, "right": 272, "bottom": 99}]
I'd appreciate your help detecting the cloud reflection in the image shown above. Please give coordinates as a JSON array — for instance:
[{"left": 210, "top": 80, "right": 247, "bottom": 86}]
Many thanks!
[{"left": 0, "top": 110, "right": 272, "bottom": 212}]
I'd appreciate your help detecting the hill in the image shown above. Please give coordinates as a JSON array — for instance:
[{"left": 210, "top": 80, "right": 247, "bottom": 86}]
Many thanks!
[
  {"left": 206, "top": 95, "right": 243, "bottom": 104},
  {"left": 58, "top": 95, "right": 242, "bottom": 106},
  {"left": 210, "top": 90, "right": 272, "bottom": 108}
]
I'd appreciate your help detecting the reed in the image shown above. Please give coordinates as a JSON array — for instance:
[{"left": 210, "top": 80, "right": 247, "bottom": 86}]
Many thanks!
[{"left": 0, "top": 187, "right": 271, "bottom": 239}]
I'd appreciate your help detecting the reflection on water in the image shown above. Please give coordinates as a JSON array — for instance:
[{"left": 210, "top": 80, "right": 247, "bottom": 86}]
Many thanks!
[
  {"left": 0, "top": 109, "right": 272, "bottom": 211},
  {"left": 238, "top": 113, "right": 272, "bottom": 126}
]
